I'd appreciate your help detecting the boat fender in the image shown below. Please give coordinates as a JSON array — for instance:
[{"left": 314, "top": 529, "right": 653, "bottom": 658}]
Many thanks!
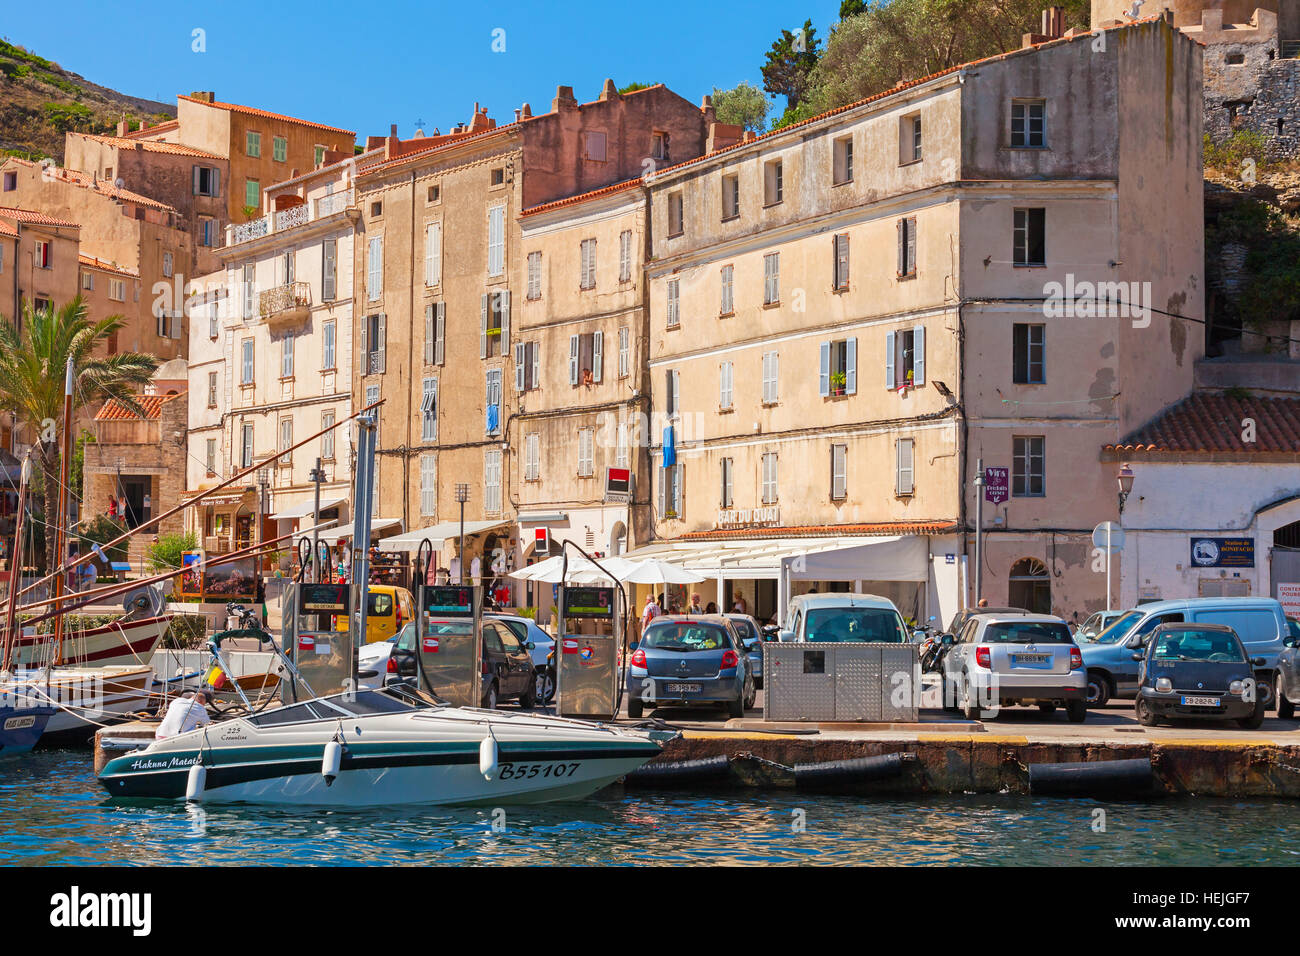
[
  {"left": 185, "top": 763, "right": 207, "bottom": 802},
  {"left": 480, "top": 735, "right": 499, "bottom": 780},
  {"left": 793, "top": 752, "right": 912, "bottom": 789},
  {"left": 1027, "top": 757, "right": 1154, "bottom": 797},
  {"left": 322, "top": 740, "right": 343, "bottom": 786},
  {"left": 625, "top": 755, "right": 732, "bottom": 786}
]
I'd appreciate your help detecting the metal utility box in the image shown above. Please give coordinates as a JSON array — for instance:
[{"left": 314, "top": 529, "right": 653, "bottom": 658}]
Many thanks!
[
  {"left": 763, "top": 643, "right": 919, "bottom": 722},
  {"left": 417, "top": 585, "right": 481, "bottom": 708},
  {"left": 289, "top": 582, "right": 353, "bottom": 697},
  {"left": 557, "top": 585, "right": 619, "bottom": 720}
]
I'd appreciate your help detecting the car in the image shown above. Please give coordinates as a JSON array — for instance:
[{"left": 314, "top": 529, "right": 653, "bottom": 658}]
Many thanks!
[
  {"left": 778, "top": 593, "right": 909, "bottom": 643},
  {"left": 942, "top": 606, "right": 1029, "bottom": 641},
  {"left": 1075, "top": 609, "right": 1126, "bottom": 642},
  {"left": 1079, "top": 598, "right": 1289, "bottom": 707},
  {"left": 1270, "top": 619, "right": 1300, "bottom": 718},
  {"left": 939, "top": 612, "right": 1087, "bottom": 722},
  {"left": 356, "top": 618, "right": 537, "bottom": 709},
  {"left": 1134, "top": 622, "right": 1266, "bottom": 729},
  {"left": 488, "top": 613, "right": 555, "bottom": 702},
  {"left": 626, "top": 615, "right": 755, "bottom": 719},
  {"left": 723, "top": 612, "right": 765, "bottom": 688},
  {"left": 333, "top": 584, "right": 416, "bottom": 644}
]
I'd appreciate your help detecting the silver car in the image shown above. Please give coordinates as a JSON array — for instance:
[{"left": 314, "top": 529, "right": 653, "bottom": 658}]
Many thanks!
[{"left": 940, "top": 613, "right": 1087, "bottom": 722}]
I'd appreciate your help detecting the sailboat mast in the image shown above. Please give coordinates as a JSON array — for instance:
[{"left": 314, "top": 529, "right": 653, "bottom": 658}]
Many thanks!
[
  {"left": 1, "top": 454, "right": 32, "bottom": 673},
  {"left": 50, "top": 357, "right": 74, "bottom": 667}
]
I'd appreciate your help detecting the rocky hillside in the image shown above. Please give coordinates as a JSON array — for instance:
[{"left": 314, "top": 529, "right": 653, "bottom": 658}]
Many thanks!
[{"left": 0, "top": 39, "right": 174, "bottom": 163}]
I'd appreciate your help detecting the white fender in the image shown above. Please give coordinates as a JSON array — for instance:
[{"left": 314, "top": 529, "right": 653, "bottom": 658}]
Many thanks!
[
  {"left": 479, "top": 734, "right": 498, "bottom": 780},
  {"left": 322, "top": 740, "right": 343, "bottom": 786},
  {"left": 185, "top": 763, "right": 207, "bottom": 802}
]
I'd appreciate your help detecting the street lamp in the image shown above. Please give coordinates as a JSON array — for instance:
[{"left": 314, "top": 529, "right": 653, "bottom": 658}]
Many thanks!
[
  {"left": 454, "top": 483, "right": 470, "bottom": 585},
  {"left": 1117, "top": 463, "right": 1135, "bottom": 514}
]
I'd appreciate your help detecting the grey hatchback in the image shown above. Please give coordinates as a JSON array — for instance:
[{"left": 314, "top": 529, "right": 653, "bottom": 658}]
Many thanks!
[{"left": 627, "top": 615, "right": 756, "bottom": 719}]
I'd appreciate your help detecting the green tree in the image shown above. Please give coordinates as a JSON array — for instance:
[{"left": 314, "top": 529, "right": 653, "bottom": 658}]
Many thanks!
[
  {"left": 761, "top": 18, "right": 822, "bottom": 112},
  {"left": 711, "top": 82, "right": 770, "bottom": 133},
  {"left": 0, "top": 297, "right": 158, "bottom": 574},
  {"left": 147, "top": 531, "right": 198, "bottom": 572}
]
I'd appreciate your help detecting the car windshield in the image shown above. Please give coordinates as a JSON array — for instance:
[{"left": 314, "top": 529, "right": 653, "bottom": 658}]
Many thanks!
[
  {"left": 1091, "top": 610, "right": 1145, "bottom": 644},
  {"left": 981, "top": 621, "right": 1073, "bottom": 644},
  {"left": 805, "top": 608, "right": 906, "bottom": 643},
  {"left": 1152, "top": 629, "right": 1244, "bottom": 662},
  {"left": 729, "top": 618, "right": 757, "bottom": 642},
  {"left": 369, "top": 592, "right": 393, "bottom": 616},
  {"left": 643, "top": 623, "right": 730, "bottom": 652}
]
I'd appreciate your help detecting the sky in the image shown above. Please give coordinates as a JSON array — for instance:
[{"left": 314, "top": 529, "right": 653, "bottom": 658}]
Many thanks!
[{"left": 3, "top": 0, "right": 843, "bottom": 141}]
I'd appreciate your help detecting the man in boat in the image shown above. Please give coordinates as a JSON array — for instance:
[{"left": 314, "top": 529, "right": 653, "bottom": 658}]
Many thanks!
[{"left": 155, "top": 690, "right": 212, "bottom": 739}]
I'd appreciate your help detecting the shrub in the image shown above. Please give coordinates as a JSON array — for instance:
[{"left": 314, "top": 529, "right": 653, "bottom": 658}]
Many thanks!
[{"left": 147, "top": 532, "right": 198, "bottom": 572}]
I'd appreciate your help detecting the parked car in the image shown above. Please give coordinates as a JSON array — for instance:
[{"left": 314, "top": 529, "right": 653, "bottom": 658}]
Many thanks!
[
  {"left": 356, "top": 619, "right": 537, "bottom": 709},
  {"left": 724, "top": 613, "right": 765, "bottom": 688},
  {"left": 778, "top": 593, "right": 909, "bottom": 643},
  {"left": 1079, "top": 598, "right": 1289, "bottom": 707},
  {"left": 1270, "top": 618, "right": 1300, "bottom": 718},
  {"left": 627, "top": 615, "right": 755, "bottom": 719},
  {"left": 1075, "top": 609, "right": 1126, "bottom": 642},
  {"left": 333, "top": 584, "right": 416, "bottom": 644},
  {"left": 489, "top": 613, "right": 555, "bottom": 702},
  {"left": 939, "top": 612, "right": 1087, "bottom": 722},
  {"left": 1134, "top": 622, "right": 1265, "bottom": 729},
  {"left": 943, "top": 606, "right": 1028, "bottom": 640}
]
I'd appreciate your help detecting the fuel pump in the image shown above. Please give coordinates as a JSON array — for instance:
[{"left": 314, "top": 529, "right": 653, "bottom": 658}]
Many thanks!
[
  {"left": 556, "top": 543, "right": 627, "bottom": 720},
  {"left": 414, "top": 558, "right": 482, "bottom": 707},
  {"left": 286, "top": 536, "right": 354, "bottom": 696}
]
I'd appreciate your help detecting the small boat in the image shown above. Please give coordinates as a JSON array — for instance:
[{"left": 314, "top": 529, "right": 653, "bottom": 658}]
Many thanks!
[
  {"left": 0, "top": 704, "right": 55, "bottom": 754},
  {"left": 9, "top": 615, "right": 170, "bottom": 669},
  {"left": 3, "top": 664, "right": 156, "bottom": 746},
  {"left": 98, "top": 686, "right": 672, "bottom": 805}
]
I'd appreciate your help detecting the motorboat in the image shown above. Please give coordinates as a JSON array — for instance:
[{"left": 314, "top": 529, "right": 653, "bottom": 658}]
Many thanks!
[{"left": 98, "top": 685, "right": 673, "bottom": 805}]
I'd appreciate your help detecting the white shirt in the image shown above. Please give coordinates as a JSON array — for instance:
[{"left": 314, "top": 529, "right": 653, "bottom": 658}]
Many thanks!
[{"left": 156, "top": 697, "right": 211, "bottom": 739}]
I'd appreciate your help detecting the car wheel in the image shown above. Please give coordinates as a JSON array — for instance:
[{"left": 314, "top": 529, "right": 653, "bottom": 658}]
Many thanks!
[
  {"left": 961, "top": 678, "right": 982, "bottom": 721},
  {"left": 1135, "top": 696, "right": 1158, "bottom": 727},
  {"left": 941, "top": 675, "right": 960, "bottom": 713},
  {"left": 627, "top": 696, "right": 644, "bottom": 719},
  {"left": 743, "top": 680, "right": 757, "bottom": 710},
  {"left": 537, "top": 666, "right": 556, "bottom": 704},
  {"left": 727, "top": 693, "right": 745, "bottom": 719},
  {"left": 482, "top": 681, "right": 498, "bottom": 711},
  {"left": 1065, "top": 700, "right": 1087, "bottom": 723},
  {"left": 1256, "top": 674, "right": 1275, "bottom": 710},
  {"left": 1038, "top": 703, "right": 1057, "bottom": 714},
  {"left": 1277, "top": 675, "right": 1295, "bottom": 720},
  {"left": 1238, "top": 697, "right": 1266, "bottom": 730},
  {"left": 1086, "top": 671, "right": 1111, "bottom": 707},
  {"left": 517, "top": 675, "right": 537, "bottom": 710}
]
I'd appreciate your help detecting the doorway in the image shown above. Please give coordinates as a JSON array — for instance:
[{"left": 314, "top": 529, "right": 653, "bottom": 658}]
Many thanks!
[
  {"left": 1008, "top": 557, "right": 1051, "bottom": 613},
  {"left": 119, "top": 476, "right": 150, "bottom": 529}
]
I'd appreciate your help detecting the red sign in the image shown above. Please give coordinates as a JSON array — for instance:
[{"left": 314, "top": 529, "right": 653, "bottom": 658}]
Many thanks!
[
  {"left": 297, "top": 636, "right": 315, "bottom": 652},
  {"left": 562, "top": 638, "right": 579, "bottom": 655},
  {"left": 984, "top": 467, "right": 1009, "bottom": 505},
  {"left": 534, "top": 527, "right": 549, "bottom": 553},
  {"left": 605, "top": 466, "right": 631, "bottom": 499},
  {"left": 422, "top": 637, "right": 440, "bottom": 653}
]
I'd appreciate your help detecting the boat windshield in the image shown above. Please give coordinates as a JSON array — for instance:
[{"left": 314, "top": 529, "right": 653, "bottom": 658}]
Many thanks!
[{"left": 247, "top": 689, "right": 425, "bottom": 726}]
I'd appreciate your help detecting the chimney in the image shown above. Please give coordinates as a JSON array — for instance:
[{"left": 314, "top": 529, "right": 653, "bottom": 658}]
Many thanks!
[
  {"left": 513, "top": 109, "right": 521, "bottom": 122},
  {"left": 599, "top": 78, "right": 618, "bottom": 101},
  {"left": 521, "top": 103, "right": 532, "bottom": 119},
  {"left": 116, "top": 118, "right": 129, "bottom": 137},
  {"left": 1023, "top": 6, "right": 1066, "bottom": 47},
  {"left": 190, "top": 91, "right": 216, "bottom": 103},
  {"left": 552, "top": 85, "right": 578, "bottom": 113},
  {"left": 390, "top": 123, "right": 399, "bottom": 137}
]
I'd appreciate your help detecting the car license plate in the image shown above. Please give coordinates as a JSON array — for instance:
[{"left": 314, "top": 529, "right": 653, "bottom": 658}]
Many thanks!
[
  {"left": 666, "top": 683, "right": 701, "bottom": 694},
  {"left": 1181, "top": 695, "right": 1220, "bottom": 707},
  {"left": 1012, "top": 654, "right": 1051, "bottom": 664}
]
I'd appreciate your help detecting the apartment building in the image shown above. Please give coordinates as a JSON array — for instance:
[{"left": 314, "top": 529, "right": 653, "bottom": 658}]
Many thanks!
[
  {"left": 184, "top": 153, "right": 365, "bottom": 554},
  {"left": 633, "top": 15, "right": 1204, "bottom": 626}
]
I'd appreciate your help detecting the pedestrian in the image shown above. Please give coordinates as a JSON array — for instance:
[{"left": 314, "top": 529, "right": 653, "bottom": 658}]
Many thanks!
[
  {"left": 977, "top": 598, "right": 989, "bottom": 608},
  {"left": 640, "top": 593, "right": 661, "bottom": 633},
  {"left": 688, "top": 593, "right": 703, "bottom": 615},
  {"left": 155, "top": 690, "right": 212, "bottom": 739},
  {"left": 705, "top": 601, "right": 717, "bottom": 614},
  {"left": 732, "top": 594, "right": 747, "bottom": 615},
  {"left": 107, "top": 496, "right": 118, "bottom": 518}
]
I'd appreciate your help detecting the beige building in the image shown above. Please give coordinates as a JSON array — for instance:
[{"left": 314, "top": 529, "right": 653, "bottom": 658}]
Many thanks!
[{"left": 633, "top": 16, "right": 1204, "bottom": 627}]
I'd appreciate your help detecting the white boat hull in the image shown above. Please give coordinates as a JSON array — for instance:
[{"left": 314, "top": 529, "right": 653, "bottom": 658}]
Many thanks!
[
  {"left": 4, "top": 665, "right": 155, "bottom": 743},
  {"left": 11, "top": 615, "right": 170, "bottom": 669}
]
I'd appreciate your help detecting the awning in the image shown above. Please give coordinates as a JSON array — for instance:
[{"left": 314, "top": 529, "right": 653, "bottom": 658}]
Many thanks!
[
  {"left": 270, "top": 496, "right": 347, "bottom": 521},
  {"left": 377, "top": 519, "right": 511, "bottom": 553},
  {"left": 517, "top": 511, "right": 568, "bottom": 524},
  {"left": 619, "top": 535, "right": 930, "bottom": 582},
  {"left": 316, "top": 517, "right": 402, "bottom": 544}
]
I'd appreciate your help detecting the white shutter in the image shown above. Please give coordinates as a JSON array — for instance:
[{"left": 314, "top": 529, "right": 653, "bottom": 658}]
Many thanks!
[
  {"left": 885, "top": 331, "right": 896, "bottom": 389},
  {"left": 480, "top": 294, "right": 489, "bottom": 358},
  {"left": 515, "top": 343, "right": 526, "bottom": 392},
  {"left": 819, "top": 341, "right": 831, "bottom": 396},
  {"left": 592, "top": 330, "right": 603, "bottom": 382},
  {"left": 499, "top": 290, "right": 510, "bottom": 355},
  {"left": 913, "top": 325, "right": 926, "bottom": 385},
  {"left": 897, "top": 438, "right": 915, "bottom": 495},
  {"left": 657, "top": 463, "right": 666, "bottom": 516},
  {"left": 671, "top": 370, "right": 680, "bottom": 418},
  {"left": 531, "top": 342, "right": 540, "bottom": 392},
  {"left": 569, "top": 335, "right": 579, "bottom": 385},
  {"left": 359, "top": 317, "right": 367, "bottom": 374},
  {"left": 424, "top": 305, "right": 435, "bottom": 365},
  {"left": 193, "top": 165, "right": 201, "bottom": 195},
  {"left": 846, "top": 337, "right": 857, "bottom": 395},
  {"left": 376, "top": 314, "right": 387, "bottom": 373},
  {"left": 435, "top": 303, "right": 446, "bottom": 365}
]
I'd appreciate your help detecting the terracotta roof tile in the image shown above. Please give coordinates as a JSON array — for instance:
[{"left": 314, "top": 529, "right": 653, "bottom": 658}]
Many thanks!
[
  {"left": 1, "top": 160, "right": 178, "bottom": 213},
  {"left": 361, "top": 123, "right": 521, "bottom": 176},
  {"left": 522, "top": 177, "right": 643, "bottom": 217},
  {"left": 94, "top": 393, "right": 183, "bottom": 422},
  {"left": 78, "top": 253, "right": 138, "bottom": 277},
  {"left": 677, "top": 521, "right": 959, "bottom": 541},
  {"left": 122, "top": 120, "right": 179, "bottom": 139},
  {"left": 0, "top": 221, "right": 16, "bottom": 238},
  {"left": 71, "top": 133, "right": 224, "bottom": 160},
  {"left": 1104, "top": 391, "right": 1300, "bottom": 456},
  {"left": 177, "top": 94, "right": 354, "bottom": 137},
  {"left": 0, "top": 205, "right": 79, "bottom": 228}
]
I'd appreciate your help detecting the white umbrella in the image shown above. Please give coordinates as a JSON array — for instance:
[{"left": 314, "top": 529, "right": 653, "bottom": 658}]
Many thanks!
[
  {"left": 509, "top": 555, "right": 603, "bottom": 584},
  {"left": 620, "top": 558, "right": 705, "bottom": 585}
]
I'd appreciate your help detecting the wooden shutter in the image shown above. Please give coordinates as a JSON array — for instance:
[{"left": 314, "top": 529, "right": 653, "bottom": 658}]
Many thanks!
[
  {"left": 425, "top": 305, "right": 435, "bottom": 365},
  {"left": 376, "top": 314, "right": 387, "bottom": 373},
  {"left": 480, "top": 294, "right": 489, "bottom": 358},
  {"left": 435, "top": 303, "right": 446, "bottom": 365},
  {"left": 499, "top": 290, "right": 510, "bottom": 355},
  {"left": 515, "top": 343, "right": 526, "bottom": 392},
  {"left": 592, "top": 330, "right": 603, "bottom": 382},
  {"left": 885, "top": 330, "right": 895, "bottom": 389},
  {"left": 192, "top": 165, "right": 201, "bottom": 195},
  {"left": 569, "top": 335, "right": 580, "bottom": 385},
  {"left": 846, "top": 337, "right": 857, "bottom": 395},
  {"left": 913, "top": 325, "right": 925, "bottom": 385},
  {"left": 359, "top": 319, "right": 367, "bottom": 375},
  {"left": 906, "top": 217, "right": 917, "bottom": 275},
  {"left": 531, "top": 342, "right": 540, "bottom": 391},
  {"left": 819, "top": 341, "right": 831, "bottom": 396},
  {"left": 897, "top": 219, "right": 905, "bottom": 276}
]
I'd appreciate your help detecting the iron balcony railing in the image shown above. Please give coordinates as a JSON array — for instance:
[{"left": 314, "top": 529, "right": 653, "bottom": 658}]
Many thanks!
[{"left": 259, "top": 281, "right": 311, "bottom": 321}]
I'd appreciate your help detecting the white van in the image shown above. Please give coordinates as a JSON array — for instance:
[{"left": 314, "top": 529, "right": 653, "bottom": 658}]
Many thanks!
[{"left": 779, "top": 593, "right": 910, "bottom": 643}]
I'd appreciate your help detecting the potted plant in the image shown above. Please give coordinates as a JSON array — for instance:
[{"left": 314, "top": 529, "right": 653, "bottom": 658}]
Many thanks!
[{"left": 830, "top": 371, "right": 847, "bottom": 396}]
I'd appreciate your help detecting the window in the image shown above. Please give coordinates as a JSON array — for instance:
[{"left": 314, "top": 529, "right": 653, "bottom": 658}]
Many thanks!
[
  {"left": 246, "top": 131, "right": 261, "bottom": 157},
  {"left": 420, "top": 454, "right": 437, "bottom": 516},
  {"left": 667, "top": 192, "right": 683, "bottom": 237},
  {"left": 617, "top": 326, "right": 630, "bottom": 379},
  {"left": 1010, "top": 99, "right": 1046, "bottom": 148},
  {"left": 367, "top": 237, "right": 383, "bottom": 299},
  {"left": 568, "top": 332, "right": 604, "bottom": 385},
  {"left": 109, "top": 278, "right": 125, "bottom": 302},
  {"left": 279, "top": 417, "right": 294, "bottom": 461},
  {"left": 321, "top": 239, "right": 337, "bottom": 301},
  {"left": 425, "top": 222, "right": 442, "bottom": 286},
  {"left": 761, "top": 452, "right": 778, "bottom": 504},
  {"left": 314, "top": 145, "right": 327, "bottom": 167},
  {"left": 1013, "top": 323, "right": 1045, "bottom": 384},
  {"left": 484, "top": 450, "right": 503, "bottom": 513},
  {"left": 362, "top": 313, "right": 386, "bottom": 374},
  {"left": 764, "top": 160, "right": 783, "bottom": 205},
  {"left": 833, "top": 233, "right": 850, "bottom": 290},
  {"left": 833, "top": 136, "right": 853, "bottom": 184},
  {"left": 370, "top": 201, "right": 383, "bottom": 218},
  {"left": 527, "top": 251, "right": 542, "bottom": 299},
  {"left": 487, "top": 205, "right": 505, "bottom": 277},
  {"left": 1013, "top": 208, "right": 1046, "bottom": 266},
  {"left": 720, "top": 457, "right": 734, "bottom": 508},
  {"left": 245, "top": 179, "right": 260, "bottom": 209},
  {"left": 205, "top": 439, "right": 217, "bottom": 475},
  {"left": 619, "top": 229, "right": 632, "bottom": 282},
  {"left": 163, "top": 252, "right": 174, "bottom": 278},
  {"left": 721, "top": 174, "right": 740, "bottom": 220},
  {"left": 901, "top": 114, "right": 922, "bottom": 163},
  {"left": 157, "top": 309, "right": 181, "bottom": 340},
  {"left": 241, "top": 339, "right": 255, "bottom": 385},
  {"left": 240, "top": 423, "right": 255, "bottom": 468},
  {"left": 896, "top": 438, "right": 914, "bottom": 496},
  {"left": 1226, "top": 52, "right": 1245, "bottom": 65},
  {"left": 666, "top": 369, "right": 681, "bottom": 417},
  {"left": 2, "top": 171, "right": 15, "bottom": 191},
  {"left": 819, "top": 338, "right": 858, "bottom": 396},
  {"left": 278, "top": 251, "right": 293, "bottom": 285},
  {"left": 485, "top": 369, "right": 502, "bottom": 435},
  {"left": 281, "top": 333, "right": 295, "bottom": 378},
  {"left": 321, "top": 410, "right": 335, "bottom": 460},
  {"left": 427, "top": 184, "right": 440, "bottom": 203},
  {"left": 615, "top": 422, "right": 629, "bottom": 470},
  {"left": 514, "top": 341, "right": 540, "bottom": 391},
  {"left": 273, "top": 136, "right": 287, "bottom": 162},
  {"left": 322, "top": 319, "right": 336, "bottom": 370},
  {"left": 897, "top": 217, "right": 917, "bottom": 277},
  {"left": 35, "top": 241, "right": 50, "bottom": 269},
  {"left": 208, "top": 305, "right": 218, "bottom": 339},
  {"left": 665, "top": 278, "right": 682, "bottom": 328},
  {"left": 207, "top": 371, "right": 218, "bottom": 407},
  {"left": 885, "top": 326, "right": 926, "bottom": 389},
  {"left": 578, "top": 428, "right": 595, "bottom": 477},
  {"left": 831, "top": 444, "right": 847, "bottom": 500},
  {"left": 659, "top": 462, "right": 683, "bottom": 518},
  {"left": 719, "top": 361, "right": 734, "bottom": 410},
  {"left": 365, "top": 385, "right": 380, "bottom": 448},
  {"left": 762, "top": 351, "right": 779, "bottom": 404},
  {"left": 580, "top": 238, "right": 597, "bottom": 290},
  {"left": 242, "top": 263, "right": 255, "bottom": 319},
  {"left": 200, "top": 217, "right": 216, "bottom": 247},
  {"left": 763, "top": 252, "right": 780, "bottom": 305},
  {"left": 421, "top": 377, "right": 438, "bottom": 442},
  {"left": 425, "top": 302, "right": 446, "bottom": 365},
  {"left": 490, "top": 167, "right": 505, "bottom": 186},
  {"left": 82, "top": 271, "right": 94, "bottom": 291},
  {"left": 525, "top": 433, "right": 540, "bottom": 480},
  {"left": 481, "top": 290, "right": 510, "bottom": 357},
  {"left": 652, "top": 132, "right": 670, "bottom": 161},
  {"left": 720, "top": 265, "right": 734, "bottom": 315},
  {"left": 583, "top": 130, "right": 606, "bottom": 162},
  {"left": 1013, "top": 436, "right": 1045, "bottom": 497}
]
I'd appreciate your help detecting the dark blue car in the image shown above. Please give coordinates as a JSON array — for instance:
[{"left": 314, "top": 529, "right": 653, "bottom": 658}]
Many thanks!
[
  {"left": 627, "top": 615, "right": 755, "bottom": 719},
  {"left": 1134, "top": 623, "right": 1266, "bottom": 729}
]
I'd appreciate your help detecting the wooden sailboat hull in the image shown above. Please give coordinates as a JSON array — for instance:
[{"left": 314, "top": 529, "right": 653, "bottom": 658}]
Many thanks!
[
  {"left": 4, "top": 665, "right": 156, "bottom": 747},
  {"left": 11, "top": 615, "right": 170, "bottom": 669}
]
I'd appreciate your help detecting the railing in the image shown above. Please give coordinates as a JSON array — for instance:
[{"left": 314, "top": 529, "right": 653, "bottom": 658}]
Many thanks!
[
  {"left": 224, "top": 188, "right": 354, "bottom": 247},
  {"left": 315, "top": 189, "right": 353, "bottom": 219},
  {"left": 274, "top": 203, "right": 309, "bottom": 231},
  {"left": 230, "top": 216, "right": 269, "bottom": 244},
  {"left": 259, "top": 281, "right": 311, "bottom": 321}
]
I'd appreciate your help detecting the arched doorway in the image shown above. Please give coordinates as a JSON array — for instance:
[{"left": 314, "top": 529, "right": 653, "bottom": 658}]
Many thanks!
[
  {"left": 1008, "top": 557, "right": 1051, "bottom": 613},
  {"left": 609, "top": 522, "right": 627, "bottom": 556}
]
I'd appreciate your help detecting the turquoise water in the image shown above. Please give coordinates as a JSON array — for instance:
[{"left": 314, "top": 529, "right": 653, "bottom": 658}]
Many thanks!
[{"left": 3, "top": 751, "right": 1300, "bottom": 865}]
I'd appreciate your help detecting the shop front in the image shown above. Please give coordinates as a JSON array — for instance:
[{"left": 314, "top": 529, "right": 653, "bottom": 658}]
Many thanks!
[{"left": 517, "top": 507, "right": 630, "bottom": 624}]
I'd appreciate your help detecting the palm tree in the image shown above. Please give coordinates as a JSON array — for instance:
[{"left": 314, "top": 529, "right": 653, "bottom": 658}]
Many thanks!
[{"left": 0, "top": 296, "right": 158, "bottom": 575}]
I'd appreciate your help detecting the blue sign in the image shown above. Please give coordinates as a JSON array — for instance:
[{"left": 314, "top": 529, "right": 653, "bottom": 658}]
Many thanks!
[{"left": 1190, "top": 537, "right": 1255, "bottom": 568}]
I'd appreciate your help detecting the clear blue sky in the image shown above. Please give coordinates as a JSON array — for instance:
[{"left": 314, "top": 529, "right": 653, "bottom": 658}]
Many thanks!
[{"left": 4, "top": 0, "right": 842, "bottom": 140}]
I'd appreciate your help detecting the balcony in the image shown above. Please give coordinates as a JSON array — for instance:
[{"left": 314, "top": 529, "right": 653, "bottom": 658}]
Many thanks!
[
  {"left": 260, "top": 281, "right": 311, "bottom": 328},
  {"left": 223, "top": 189, "right": 355, "bottom": 248}
]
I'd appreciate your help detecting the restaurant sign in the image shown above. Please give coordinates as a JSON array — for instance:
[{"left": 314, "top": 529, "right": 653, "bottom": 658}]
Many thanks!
[{"left": 717, "top": 506, "right": 780, "bottom": 529}]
